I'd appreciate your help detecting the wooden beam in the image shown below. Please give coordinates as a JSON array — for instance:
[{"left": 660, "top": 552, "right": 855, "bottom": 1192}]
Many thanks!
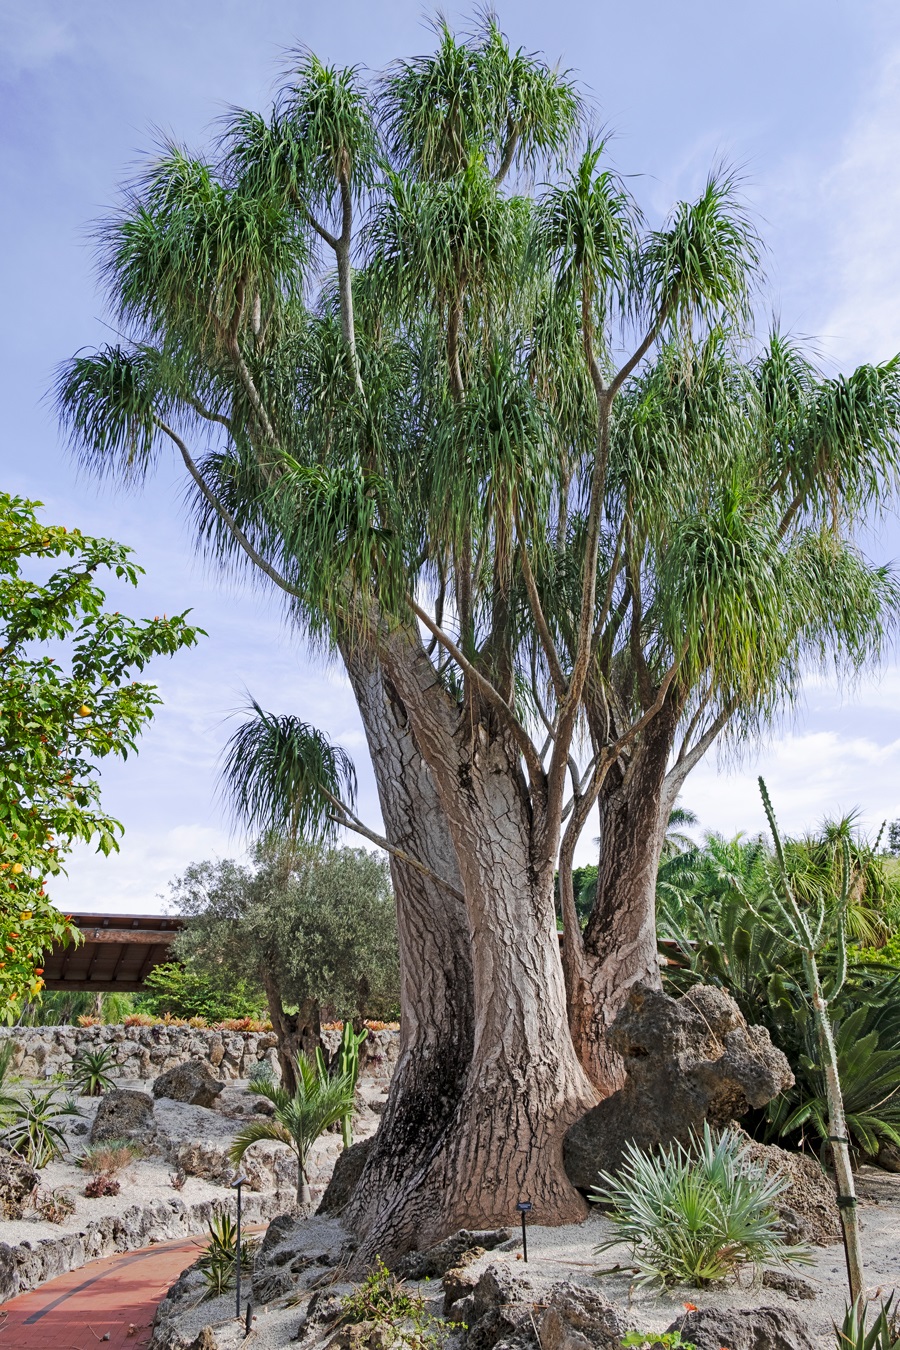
[
  {"left": 78, "top": 929, "right": 177, "bottom": 946},
  {"left": 42, "top": 980, "right": 151, "bottom": 993}
]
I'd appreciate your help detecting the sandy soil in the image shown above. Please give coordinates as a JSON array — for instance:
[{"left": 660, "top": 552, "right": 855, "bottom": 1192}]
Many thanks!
[{"left": 156, "top": 1169, "right": 900, "bottom": 1350}]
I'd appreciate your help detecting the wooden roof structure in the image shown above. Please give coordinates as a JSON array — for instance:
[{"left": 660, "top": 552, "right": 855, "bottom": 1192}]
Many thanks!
[{"left": 42, "top": 913, "right": 184, "bottom": 992}]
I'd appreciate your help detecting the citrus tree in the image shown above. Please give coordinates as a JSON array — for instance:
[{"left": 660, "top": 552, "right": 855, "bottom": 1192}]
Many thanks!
[{"left": 0, "top": 492, "right": 201, "bottom": 1013}]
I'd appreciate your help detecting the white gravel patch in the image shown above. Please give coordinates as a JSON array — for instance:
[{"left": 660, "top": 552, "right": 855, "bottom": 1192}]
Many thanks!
[
  {"left": 0, "top": 1154, "right": 241, "bottom": 1245},
  {"left": 151, "top": 1169, "right": 900, "bottom": 1350}
]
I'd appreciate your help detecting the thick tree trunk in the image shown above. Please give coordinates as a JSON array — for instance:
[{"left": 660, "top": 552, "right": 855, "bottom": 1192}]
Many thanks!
[
  {"left": 261, "top": 969, "right": 320, "bottom": 1096},
  {"left": 565, "top": 700, "right": 680, "bottom": 1093},
  {"left": 404, "top": 733, "right": 596, "bottom": 1240},
  {"left": 339, "top": 647, "right": 475, "bottom": 1253},
  {"left": 365, "top": 627, "right": 597, "bottom": 1255}
]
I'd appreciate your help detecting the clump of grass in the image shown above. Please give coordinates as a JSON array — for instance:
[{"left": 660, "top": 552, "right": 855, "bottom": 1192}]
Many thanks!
[
  {"left": 592, "top": 1123, "right": 811, "bottom": 1288},
  {"left": 77, "top": 1139, "right": 141, "bottom": 1176}
]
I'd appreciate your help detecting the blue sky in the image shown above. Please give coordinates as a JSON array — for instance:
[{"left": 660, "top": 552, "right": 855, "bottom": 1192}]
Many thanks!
[{"left": 2, "top": 0, "right": 900, "bottom": 913}]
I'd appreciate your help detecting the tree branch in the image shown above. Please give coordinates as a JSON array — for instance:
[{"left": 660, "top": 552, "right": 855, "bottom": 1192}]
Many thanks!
[
  {"left": 519, "top": 541, "right": 567, "bottom": 700},
  {"left": 323, "top": 795, "right": 464, "bottom": 902},
  {"left": 154, "top": 418, "right": 304, "bottom": 601},
  {"left": 409, "top": 598, "right": 546, "bottom": 791}
]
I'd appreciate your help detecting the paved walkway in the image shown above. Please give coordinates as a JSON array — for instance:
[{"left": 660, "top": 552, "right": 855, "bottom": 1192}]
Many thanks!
[{"left": 0, "top": 1234, "right": 204, "bottom": 1349}]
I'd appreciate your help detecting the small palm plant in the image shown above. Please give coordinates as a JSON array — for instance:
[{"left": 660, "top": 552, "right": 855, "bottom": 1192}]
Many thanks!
[
  {"left": 2, "top": 1088, "right": 82, "bottom": 1167},
  {"left": 592, "top": 1123, "right": 810, "bottom": 1288},
  {"left": 70, "top": 1045, "right": 116, "bottom": 1097},
  {"left": 230, "top": 1053, "right": 355, "bottom": 1204},
  {"left": 754, "top": 777, "right": 864, "bottom": 1305}
]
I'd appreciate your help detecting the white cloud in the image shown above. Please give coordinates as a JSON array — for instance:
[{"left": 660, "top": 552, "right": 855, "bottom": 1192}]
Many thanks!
[
  {"left": 817, "top": 47, "right": 900, "bottom": 367},
  {"left": 49, "top": 823, "right": 239, "bottom": 916}
]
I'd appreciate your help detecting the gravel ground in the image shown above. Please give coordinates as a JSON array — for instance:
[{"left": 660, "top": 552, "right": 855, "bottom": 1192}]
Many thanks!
[
  {"left": 0, "top": 1153, "right": 245, "bottom": 1245},
  {"left": 153, "top": 1168, "right": 900, "bottom": 1350}
]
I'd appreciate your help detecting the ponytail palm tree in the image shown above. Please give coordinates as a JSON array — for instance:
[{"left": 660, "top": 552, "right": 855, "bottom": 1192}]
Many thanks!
[
  {"left": 57, "top": 14, "right": 900, "bottom": 1258},
  {"left": 230, "top": 1054, "right": 355, "bottom": 1204}
]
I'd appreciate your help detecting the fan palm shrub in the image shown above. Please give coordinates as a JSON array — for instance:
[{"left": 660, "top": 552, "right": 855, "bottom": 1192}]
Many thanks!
[
  {"left": 229, "top": 1053, "right": 355, "bottom": 1203},
  {"left": 592, "top": 1123, "right": 809, "bottom": 1288}
]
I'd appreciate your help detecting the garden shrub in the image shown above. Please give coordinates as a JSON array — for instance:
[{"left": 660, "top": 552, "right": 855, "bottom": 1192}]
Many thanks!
[{"left": 592, "top": 1124, "right": 810, "bottom": 1288}]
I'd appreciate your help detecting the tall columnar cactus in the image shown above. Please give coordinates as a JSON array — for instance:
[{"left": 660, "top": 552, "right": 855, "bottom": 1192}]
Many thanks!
[
  {"left": 315, "top": 1021, "right": 368, "bottom": 1148},
  {"left": 756, "top": 777, "right": 863, "bottom": 1305},
  {"left": 337, "top": 1021, "right": 367, "bottom": 1148}
]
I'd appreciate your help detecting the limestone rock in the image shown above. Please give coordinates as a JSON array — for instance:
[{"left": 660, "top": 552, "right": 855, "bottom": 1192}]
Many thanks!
[
  {"left": 0, "top": 1243, "right": 17, "bottom": 1302},
  {"left": 668, "top": 1305, "right": 818, "bottom": 1350},
  {"left": 0, "top": 1147, "right": 39, "bottom": 1219},
  {"left": 90, "top": 1088, "right": 155, "bottom": 1145},
  {"left": 324, "top": 1322, "right": 395, "bottom": 1350},
  {"left": 295, "top": 1290, "right": 344, "bottom": 1342},
  {"left": 538, "top": 1283, "right": 625, "bottom": 1350},
  {"left": 443, "top": 1263, "right": 481, "bottom": 1313},
  {"left": 739, "top": 1135, "right": 840, "bottom": 1247},
  {"left": 396, "top": 1228, "right": 511, "bottom": 1279},
  {"left": 463, "top": 1264, "right": 536, "bottom": 1350},
  {"left": 761, "top": 1268, "right": 819, "bottom": 1299},
  {"left": 564, "top": 984, "right": 794, "bottom": 1187},
  {"left": 318, "top": 1136, "right": 373, "bottom": 1215},
  {"left": 471, "top": 1264, "right": 532, "bottom": 1318},
  {"left": 448, "top": 1294, "right": 476, "bottom": 1325},
  {"left": 153, "top": 1061, "right": 224, "bottom": 1109}
]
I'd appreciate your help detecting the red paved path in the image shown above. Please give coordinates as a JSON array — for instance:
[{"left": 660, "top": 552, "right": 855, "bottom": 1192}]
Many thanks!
[{"left": 0, "top": 1234, "right": 205, "bottom": 1349}]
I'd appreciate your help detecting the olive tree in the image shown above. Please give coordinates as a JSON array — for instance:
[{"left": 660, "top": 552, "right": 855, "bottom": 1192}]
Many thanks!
[{"left": 168, "top": 844, "right": 398, "bottom": 1090}]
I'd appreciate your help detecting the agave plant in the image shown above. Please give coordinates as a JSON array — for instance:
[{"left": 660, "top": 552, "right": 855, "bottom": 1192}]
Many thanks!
[
  {"left": 230, "top": 1053, "right": 355, "bottom": 1203},
  {"left": 196, "top": 1210, "right": 256, "bottom": 1299},
  {"left": 2, "top": 1088, "right": 82, "bottom": 1168},
  {"left": 837, "top": 1295, "right": 900, "bottom": 1350},
  {"left": 69, "top": 1045, "right": 117, "bottom": 1097},
  {"left": 592, "top": 1122, "right": 809, "bottom": 1288}
]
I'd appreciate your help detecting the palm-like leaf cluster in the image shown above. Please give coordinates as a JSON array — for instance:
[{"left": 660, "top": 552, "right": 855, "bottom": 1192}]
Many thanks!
[
  {"left": 229, "top": 1053, "right": 355, "bottom": 1202},
  {"left": 593, "top": 1123, "right": 809, "bottom": 1288},
  {"left": 55, "top": 15, "right": 900, "bottom": 928},
  {"left": 658, "top": 820, "right": 900, "bottom": 1160}
]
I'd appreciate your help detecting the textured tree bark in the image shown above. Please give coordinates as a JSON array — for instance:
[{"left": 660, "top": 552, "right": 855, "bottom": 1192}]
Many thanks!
[
  {"left": 339, "top": 646, "right": 476, "bottom": 1254},
  {"left": 565, "top": 699, "right": 681, "bottom": 1094},
  {"left": 364, "top": 628, "right": 596, "bottom": 1255},
  {"left": 261, "top": 968, "right": 320, "bottom": 1096}
]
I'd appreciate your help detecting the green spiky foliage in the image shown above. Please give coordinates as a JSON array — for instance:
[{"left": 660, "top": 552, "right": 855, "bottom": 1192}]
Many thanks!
[
  {"left": 838, "top": 1295, "right": 900, "bottom": 1350},
  {"left": 1, "top": 1087, "right": 82, "bottom": 1168},
  {"left": 56, "top": 19, "right": 900, "bottom": 890},
  {"left": 230, "top": 1052, "right": 355, "bottom": 1203},
  {"left": 658, "top": 815, "right": 900, "bottom": 1172},
  {"left": 592, "top": 1123, "right": 810, "bottom": 1288},
  {"left": 55, "top": 14, "right": 900, "bottom": 1226},
  {"left": 69, "top": 1045, "right": 116, "bottom": 1097},
  {"left": 316, "top": 1019, "right": 368, "bottom": 1148}
]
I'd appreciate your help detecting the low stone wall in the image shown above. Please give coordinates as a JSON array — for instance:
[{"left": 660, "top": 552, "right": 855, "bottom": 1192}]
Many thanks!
[
  {"left": 0, "top": 1024, "right": 400, "bottom": 1087},
  {"left": 0, "top": 1188, "right": 293, "bottom": 1303}
]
